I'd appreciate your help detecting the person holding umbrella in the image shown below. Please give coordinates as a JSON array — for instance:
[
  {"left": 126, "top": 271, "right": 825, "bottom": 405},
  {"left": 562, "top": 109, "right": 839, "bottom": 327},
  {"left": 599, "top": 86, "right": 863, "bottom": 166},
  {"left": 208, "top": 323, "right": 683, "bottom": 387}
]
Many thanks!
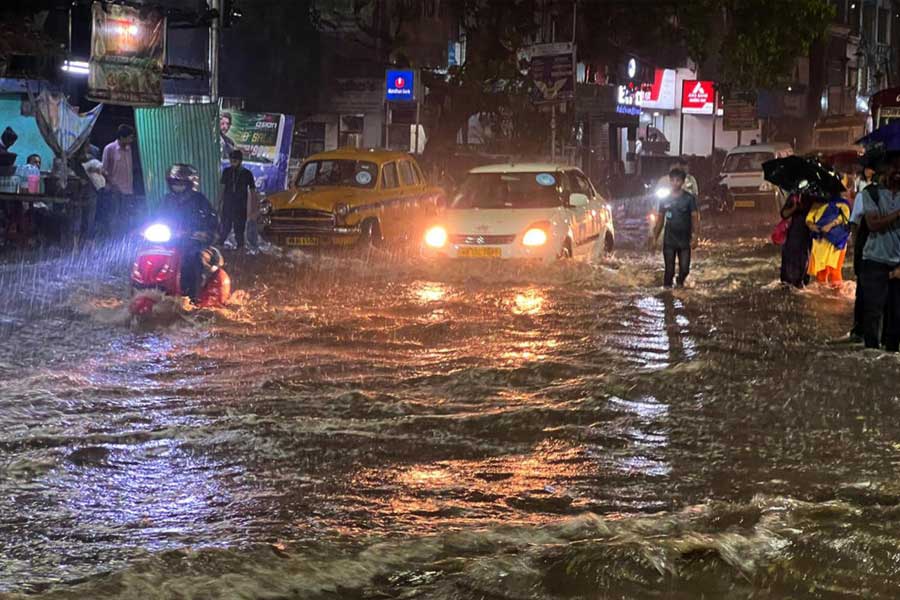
[
  {"left": 764, "top": 156, "right": 846, "bottom": 288},
  {"left": 858, "top": 157, "right": 900, "bottom": 351},
  {"left": 778, "top": 191, "right": 814, "bottom": 288}
]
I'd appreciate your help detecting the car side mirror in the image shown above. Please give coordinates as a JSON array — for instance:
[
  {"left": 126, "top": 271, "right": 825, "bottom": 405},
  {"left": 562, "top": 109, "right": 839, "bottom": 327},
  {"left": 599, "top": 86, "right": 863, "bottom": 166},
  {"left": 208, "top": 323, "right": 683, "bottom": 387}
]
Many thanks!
[{"left": 569, "top": 192, "right": 590, "bottom": 207}]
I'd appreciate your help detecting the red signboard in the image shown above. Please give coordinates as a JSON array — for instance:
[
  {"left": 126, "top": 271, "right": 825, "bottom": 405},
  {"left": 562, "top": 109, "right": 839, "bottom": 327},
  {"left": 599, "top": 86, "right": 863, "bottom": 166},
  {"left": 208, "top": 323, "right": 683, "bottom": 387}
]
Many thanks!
[{"left": 681, "top": 80, "right": 715, "bottom": 115}]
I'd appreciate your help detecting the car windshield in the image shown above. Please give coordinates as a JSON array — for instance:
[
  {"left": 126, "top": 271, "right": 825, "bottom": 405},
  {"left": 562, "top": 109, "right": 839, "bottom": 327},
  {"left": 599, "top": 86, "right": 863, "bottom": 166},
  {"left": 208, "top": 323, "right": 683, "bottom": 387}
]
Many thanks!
[
  {"left": 722, "top": 152, "right": 774, "bottom": 173},
  {"left": 452, "top": 172, "right": 563, "bottom": 209},
  {"left": 296, "top": 160, "right": 378, "bottom": 188}
]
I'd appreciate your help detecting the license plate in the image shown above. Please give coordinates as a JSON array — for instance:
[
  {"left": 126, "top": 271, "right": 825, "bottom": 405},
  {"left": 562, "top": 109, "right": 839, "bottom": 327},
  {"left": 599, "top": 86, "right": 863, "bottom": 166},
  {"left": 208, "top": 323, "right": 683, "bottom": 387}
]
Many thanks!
[
  {"left": 286, "top": 236, "right": 320, "bottom": 246},
  {"left": 459, "top": 246, "right": 502, "bottom": 258},
  {"left": 733, "top": 200, "right": 756, "bottom": 208}
]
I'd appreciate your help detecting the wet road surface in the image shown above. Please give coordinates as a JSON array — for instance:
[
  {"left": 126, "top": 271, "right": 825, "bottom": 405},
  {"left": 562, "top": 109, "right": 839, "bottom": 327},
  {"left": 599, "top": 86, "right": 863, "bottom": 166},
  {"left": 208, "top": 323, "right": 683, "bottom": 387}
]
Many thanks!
[{"left": 2, "top": 214, "right": 900, "bottom": 598}]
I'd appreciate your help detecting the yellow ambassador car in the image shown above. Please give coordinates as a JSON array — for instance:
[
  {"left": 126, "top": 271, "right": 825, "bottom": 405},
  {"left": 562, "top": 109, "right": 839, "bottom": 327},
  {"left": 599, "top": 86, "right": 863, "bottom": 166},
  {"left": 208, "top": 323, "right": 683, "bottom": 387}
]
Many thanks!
[{"left": 260, "top": 148, "right": 445, "bottom": 249}]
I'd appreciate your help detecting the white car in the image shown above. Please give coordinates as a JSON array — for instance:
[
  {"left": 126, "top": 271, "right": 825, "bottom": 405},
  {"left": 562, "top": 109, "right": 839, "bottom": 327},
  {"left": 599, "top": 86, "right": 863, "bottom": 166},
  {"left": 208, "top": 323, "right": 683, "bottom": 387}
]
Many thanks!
[{"left": 422, "top": 163, "right": 615, "bottom": 262}]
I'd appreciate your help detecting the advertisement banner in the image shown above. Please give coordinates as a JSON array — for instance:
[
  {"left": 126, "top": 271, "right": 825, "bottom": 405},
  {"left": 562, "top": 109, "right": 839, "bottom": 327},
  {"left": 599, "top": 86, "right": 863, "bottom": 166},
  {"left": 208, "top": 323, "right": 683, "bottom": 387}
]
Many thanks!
[
  {"left": 88, "top": 2, "right": 165, "bottom": 107},
  {"left": 681, "top": 80, "right": 716, "bottom": 115},
  {"left": 220, "top": 110, "right": 295, "bottom": 194},
  {"left": 530, "top": 42, "right": 575, "bottom": 103},
  {"left": 641, "top": 69, "right": 677, "bottom": 110}
]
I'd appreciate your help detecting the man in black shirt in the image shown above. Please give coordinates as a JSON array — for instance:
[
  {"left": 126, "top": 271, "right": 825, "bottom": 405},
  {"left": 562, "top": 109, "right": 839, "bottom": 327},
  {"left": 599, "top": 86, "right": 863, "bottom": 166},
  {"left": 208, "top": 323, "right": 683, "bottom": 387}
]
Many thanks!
[
  {"left": 651, "top": 168, "right": 700, "bottom": 288},
  {"left": 219, "top": 149, "right": 257, "bottom": 250}
]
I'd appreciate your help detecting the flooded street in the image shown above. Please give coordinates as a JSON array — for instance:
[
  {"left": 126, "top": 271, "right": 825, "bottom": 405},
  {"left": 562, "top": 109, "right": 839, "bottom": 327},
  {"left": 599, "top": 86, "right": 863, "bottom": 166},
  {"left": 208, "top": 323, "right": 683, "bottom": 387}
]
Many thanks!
[{"left": 2, "top": 214, "right": 900, "bottom": 599}]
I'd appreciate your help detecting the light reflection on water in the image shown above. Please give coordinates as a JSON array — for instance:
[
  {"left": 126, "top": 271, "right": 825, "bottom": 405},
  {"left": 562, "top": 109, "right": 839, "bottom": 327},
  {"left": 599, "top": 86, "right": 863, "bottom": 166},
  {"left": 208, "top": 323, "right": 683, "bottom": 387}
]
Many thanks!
[{"left": 1, "top": 226, "right": 899, "bottom": 596}]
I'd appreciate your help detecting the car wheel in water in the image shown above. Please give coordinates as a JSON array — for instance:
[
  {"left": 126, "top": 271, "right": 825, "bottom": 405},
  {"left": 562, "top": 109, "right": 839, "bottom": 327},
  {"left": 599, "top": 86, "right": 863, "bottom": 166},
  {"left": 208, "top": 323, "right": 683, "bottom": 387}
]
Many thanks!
[
  {"left": 360, "top": 219, "right": 383, "bottom": 250},
  {"left": 604, "top": 232, "right": 615, "bottom": 255}
]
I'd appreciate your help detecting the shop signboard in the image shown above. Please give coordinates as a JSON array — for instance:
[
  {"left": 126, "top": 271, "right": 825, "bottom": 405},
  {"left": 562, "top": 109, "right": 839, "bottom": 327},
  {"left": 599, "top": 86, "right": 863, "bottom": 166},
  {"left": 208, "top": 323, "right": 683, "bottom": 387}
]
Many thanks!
[
  {"left": 530, "top": 42, "right": 575, "bottom": 103},
  {"left": 220, "top": 110, "right": 295, "bottom": 194},
  {"left": 88, "top": 2, "right": 166, "bottom": 107},
  {"left": 722, "top": 99, "right": 758, "bottom": 131},
  {"left": 640, "top": 69, "right": 677, "bottom": 110},
  {"left": 385, "top": 70, "right": 417, "bottom": 103},
  {"left": 681, "top": 80, "right": 715, "bottom": 115}
]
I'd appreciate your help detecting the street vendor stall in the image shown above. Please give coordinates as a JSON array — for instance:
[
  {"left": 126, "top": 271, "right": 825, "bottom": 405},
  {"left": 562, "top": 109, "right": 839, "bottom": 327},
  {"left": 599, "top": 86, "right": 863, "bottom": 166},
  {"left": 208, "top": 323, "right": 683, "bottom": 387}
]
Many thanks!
[{"left": 0, "top": 88, "right": 102, "bottom": 248}]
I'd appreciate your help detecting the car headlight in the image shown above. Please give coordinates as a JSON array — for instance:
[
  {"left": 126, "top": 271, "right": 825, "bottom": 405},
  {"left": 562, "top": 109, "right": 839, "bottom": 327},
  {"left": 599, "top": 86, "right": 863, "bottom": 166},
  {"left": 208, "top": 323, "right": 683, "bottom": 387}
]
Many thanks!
[
  {"left": 143, "top": 223, "right": 172, "bottom": 243},
  {"left": 655, "top": 187, "right": 671, "bottom": 199},
  {"left": 425, "top": 225, "right": 448, "bottom": 248},
  {"left": 759, "top": 181, "right": 775, "bottom": 192},
  {"left": 334, "top": 203, "right": 350, "bottom": 217},
  {"left": 522, "top": 227, "right": 548, "bottom": 247}
]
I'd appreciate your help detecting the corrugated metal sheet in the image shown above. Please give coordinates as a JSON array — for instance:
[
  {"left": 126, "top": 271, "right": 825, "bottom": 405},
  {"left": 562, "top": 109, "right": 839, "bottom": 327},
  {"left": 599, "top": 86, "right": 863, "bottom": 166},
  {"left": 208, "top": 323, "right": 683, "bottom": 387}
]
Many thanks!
[{"left": 134, "top": 103, "right": 219, "bottom": 210}]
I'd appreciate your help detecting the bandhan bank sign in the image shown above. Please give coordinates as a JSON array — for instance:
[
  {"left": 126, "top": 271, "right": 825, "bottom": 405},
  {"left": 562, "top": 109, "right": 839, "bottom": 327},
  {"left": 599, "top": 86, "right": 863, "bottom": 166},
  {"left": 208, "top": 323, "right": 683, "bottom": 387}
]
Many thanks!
[
  {"left": 385, "top": 69, "right": 416, "bottom": 102},
  {"left": 681, "top": 80, "right": 716, "bottom": 115}
]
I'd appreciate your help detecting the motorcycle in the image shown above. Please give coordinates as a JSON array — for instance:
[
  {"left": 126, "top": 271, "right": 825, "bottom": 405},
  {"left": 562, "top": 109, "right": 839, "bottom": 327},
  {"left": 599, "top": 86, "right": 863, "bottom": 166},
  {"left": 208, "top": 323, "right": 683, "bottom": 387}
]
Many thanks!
[{"left": 129, "top": 222, "right": 231, "bottom": 316}]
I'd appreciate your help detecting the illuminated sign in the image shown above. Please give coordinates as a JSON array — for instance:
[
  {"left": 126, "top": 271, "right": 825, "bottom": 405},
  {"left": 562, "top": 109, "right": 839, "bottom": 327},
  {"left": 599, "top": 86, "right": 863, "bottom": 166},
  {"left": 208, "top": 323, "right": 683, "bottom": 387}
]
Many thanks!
[
  {"left": 681, "top": 80, "right": 716, "bottom": 115},
  {"left": 641, "top": 69, "right": 677, "bottom": 110},
  {"left": 385, "top": 69, "right": 416, "bottom": 102}
]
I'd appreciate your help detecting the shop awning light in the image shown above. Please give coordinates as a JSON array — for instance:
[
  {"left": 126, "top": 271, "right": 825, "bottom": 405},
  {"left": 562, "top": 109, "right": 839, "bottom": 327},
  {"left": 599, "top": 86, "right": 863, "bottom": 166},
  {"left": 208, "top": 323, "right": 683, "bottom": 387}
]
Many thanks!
[{"left": 62, "top": 60, "right": 90, "bottom": 75}]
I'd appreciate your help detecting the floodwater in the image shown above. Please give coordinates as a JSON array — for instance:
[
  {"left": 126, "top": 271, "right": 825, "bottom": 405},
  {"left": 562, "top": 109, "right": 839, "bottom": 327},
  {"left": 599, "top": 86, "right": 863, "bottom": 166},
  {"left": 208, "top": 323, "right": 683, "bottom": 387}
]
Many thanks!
[{"left": 2, "top": 212, "right": 899, "bottom": 599}]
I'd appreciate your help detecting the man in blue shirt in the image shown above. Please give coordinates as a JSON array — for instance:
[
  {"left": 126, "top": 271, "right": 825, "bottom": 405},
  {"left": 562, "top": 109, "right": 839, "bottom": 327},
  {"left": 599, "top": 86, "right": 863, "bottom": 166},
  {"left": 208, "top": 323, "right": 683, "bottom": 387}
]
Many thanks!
[
  {"left": 860, "top": 162, "right": 900, "bottom": 350},
  {"left": 651, "top": 168, "right": 700, "bottom": 288}
]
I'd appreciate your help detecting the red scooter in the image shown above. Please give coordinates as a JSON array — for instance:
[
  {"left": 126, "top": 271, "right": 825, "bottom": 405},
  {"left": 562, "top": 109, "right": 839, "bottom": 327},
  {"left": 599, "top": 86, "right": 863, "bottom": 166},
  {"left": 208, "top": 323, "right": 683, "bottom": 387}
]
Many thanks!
[{"left": 129, "top": 223, "right": 231, "bottom": 316}]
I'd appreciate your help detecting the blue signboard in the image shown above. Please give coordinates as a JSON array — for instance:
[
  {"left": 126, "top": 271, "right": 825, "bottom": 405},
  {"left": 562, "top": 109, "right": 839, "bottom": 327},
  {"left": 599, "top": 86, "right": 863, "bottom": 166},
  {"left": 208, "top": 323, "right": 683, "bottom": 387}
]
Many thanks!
[{"left": 385, "top": 69, "right": 416, "bottom": 102}]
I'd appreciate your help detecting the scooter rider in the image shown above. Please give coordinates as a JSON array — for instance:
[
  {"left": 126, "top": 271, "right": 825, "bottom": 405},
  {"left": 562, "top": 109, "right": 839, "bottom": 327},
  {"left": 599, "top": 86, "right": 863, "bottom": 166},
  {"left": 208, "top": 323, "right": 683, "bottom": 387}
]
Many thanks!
[{"left": 157, "top": 164, "right": 219, "bottom": 303}]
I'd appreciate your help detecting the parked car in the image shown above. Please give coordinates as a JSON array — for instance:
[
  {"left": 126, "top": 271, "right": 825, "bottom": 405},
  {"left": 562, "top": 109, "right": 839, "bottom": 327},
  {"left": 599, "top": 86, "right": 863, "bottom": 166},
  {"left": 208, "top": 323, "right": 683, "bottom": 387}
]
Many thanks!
[
  {"left": 259, "top": 148, "right": 444, "bottom": 249},
  {"left": 421, "top": 163, "right": 615, "bottom": 262},
  {"left": 719, "top": 142, "right": 794, "bottom": 212}
]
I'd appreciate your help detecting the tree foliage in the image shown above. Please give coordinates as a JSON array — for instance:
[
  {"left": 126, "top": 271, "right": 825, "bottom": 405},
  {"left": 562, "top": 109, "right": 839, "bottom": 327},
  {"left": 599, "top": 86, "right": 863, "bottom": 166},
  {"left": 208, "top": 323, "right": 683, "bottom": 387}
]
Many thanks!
[{"left": 677, "top": 0, "right": 835, "bottom": 92}]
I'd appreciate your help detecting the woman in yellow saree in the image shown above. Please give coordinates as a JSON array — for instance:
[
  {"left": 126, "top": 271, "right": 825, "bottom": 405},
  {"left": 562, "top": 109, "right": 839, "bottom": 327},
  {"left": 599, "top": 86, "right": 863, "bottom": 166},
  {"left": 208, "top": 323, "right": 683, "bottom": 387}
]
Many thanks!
[{"left": 806, "top": 194, "right": 851, "bottom": 285}]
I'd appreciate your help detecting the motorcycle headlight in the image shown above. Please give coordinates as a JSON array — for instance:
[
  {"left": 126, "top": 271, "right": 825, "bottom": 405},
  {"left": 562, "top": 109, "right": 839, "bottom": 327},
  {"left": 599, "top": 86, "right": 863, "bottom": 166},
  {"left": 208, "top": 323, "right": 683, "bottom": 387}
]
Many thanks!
[
  {"left": 334, "top": 203, "right": 351, "bottom": 217},
  {"left": 143, "top": 223, "right": 172, "bottom": 243},
  {"left": 655, "top": 187, "right": 671, "bottom": 199},
  {"left": 425, "top": 225, "right": 448, "bottom": 248}
]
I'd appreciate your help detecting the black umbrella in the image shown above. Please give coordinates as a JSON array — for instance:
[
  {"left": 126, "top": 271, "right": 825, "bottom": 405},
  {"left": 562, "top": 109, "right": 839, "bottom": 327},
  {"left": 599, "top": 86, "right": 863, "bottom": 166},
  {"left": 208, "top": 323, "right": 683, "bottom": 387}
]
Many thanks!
[{"left": 763, "top": 156, "right": 845, "bottom": 195}]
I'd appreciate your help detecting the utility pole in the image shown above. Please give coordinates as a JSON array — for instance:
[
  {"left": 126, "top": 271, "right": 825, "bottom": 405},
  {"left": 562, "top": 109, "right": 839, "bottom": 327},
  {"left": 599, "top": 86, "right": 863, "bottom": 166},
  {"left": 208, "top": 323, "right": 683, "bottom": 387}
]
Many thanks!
[{"left": 209, "top": 0, "right": 220, "bottom": 102}]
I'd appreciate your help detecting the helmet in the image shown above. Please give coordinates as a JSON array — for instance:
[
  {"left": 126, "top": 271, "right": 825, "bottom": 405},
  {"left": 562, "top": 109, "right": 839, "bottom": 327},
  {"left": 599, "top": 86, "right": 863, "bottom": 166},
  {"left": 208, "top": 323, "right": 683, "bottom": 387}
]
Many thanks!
[{"left": 166, "top": 163, "right": 200, "bottom": 191}]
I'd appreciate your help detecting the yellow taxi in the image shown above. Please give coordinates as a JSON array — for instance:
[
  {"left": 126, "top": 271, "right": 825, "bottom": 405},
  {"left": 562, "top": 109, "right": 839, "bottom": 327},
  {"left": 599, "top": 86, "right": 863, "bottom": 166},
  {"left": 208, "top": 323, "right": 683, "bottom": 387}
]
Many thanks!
[{"left": 259, "top": 148, "right": 444, "bottom": 249}]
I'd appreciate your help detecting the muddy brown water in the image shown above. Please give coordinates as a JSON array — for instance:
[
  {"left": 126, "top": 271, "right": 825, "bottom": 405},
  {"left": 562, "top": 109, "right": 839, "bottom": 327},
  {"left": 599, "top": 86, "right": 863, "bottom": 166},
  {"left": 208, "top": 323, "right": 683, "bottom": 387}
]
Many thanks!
[{"left": 1, "top": 215, "right": 899, "bottom": 598}]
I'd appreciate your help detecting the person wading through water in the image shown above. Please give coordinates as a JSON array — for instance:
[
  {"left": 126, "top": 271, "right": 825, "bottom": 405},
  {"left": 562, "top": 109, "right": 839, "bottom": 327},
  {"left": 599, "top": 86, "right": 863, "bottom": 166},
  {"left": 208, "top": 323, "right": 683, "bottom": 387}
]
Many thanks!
[{"left": 651, "top": 168, "right": 700, "bottom": 288}]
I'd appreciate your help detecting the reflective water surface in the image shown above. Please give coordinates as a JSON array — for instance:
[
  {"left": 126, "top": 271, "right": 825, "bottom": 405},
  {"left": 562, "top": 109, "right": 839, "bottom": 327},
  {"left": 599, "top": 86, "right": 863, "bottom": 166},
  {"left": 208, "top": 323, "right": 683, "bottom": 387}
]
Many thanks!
[{"left": 2, "top": 214, "right": 899, "bottom": 598}]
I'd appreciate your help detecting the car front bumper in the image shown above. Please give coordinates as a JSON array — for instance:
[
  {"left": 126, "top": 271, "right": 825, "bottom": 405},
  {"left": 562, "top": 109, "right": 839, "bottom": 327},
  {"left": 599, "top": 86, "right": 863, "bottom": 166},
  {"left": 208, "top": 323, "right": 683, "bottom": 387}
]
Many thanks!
[
  {"left": 261, "top": 223, "right": 362, "bottom": 248},
  {"left": 422, "top": 241, "right": 560, "bottom": 262}
]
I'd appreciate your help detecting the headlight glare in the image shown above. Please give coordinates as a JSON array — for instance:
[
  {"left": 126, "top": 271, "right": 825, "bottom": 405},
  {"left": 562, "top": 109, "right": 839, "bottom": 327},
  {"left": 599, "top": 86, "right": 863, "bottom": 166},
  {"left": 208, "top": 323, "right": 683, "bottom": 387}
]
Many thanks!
[
  {"left": 144, "top": 223, "right": 172, "bottom": 243},
  {"left": 522, "top": 227, "right": 548, "bottom": 247},
  {"left": 655, "top": 187, "right": 671, "bottom": 199},
  {"left": 425, "top": 225, "right": 448, "bottom": 248}
]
